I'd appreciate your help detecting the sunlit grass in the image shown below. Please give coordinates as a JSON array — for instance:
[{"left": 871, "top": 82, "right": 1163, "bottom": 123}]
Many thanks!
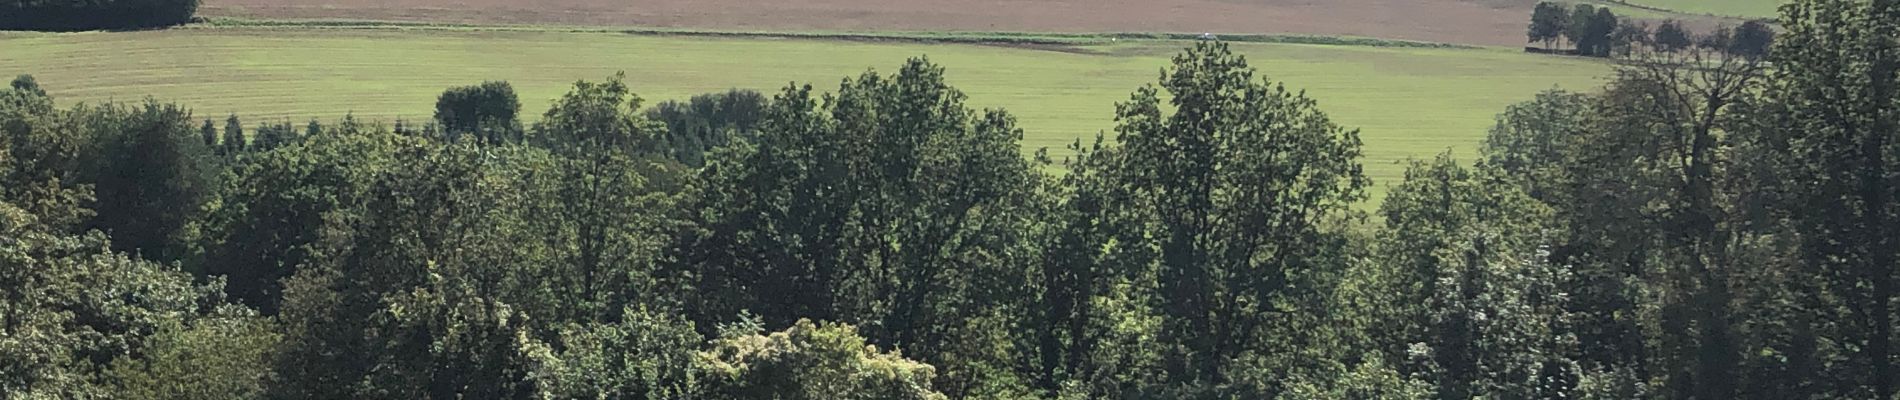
[
  {"left": 1619, "top": 0, "right": 1784, "bottom": 18},
  {"left": 0, "top": 28, "right": 1608, "bottom": 202}
]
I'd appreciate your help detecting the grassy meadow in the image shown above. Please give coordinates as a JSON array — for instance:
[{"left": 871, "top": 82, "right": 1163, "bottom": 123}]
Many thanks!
[
  {"left": 0, "top": 28, "right": 1608, "bottom": 200},
  {"left": 1622, "top": 0, "right": 1785, "bottom": 17}
]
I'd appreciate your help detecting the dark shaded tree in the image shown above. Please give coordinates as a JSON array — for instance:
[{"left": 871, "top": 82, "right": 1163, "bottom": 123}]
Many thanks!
[
  {"left": 252, "top": 120, "right": 297, "bottom": 151},
  {"left": 1549, "top": 5, "right": 1620, "bottom": 57},
  {"left": 0, "top": 0, "right": 200, "bottom": 31},
  {"left": 83, "top": 101, "right": 219, "bottom": 263},
  {"left": 199, "top": 119, "right": 217, "bottom": 149},
  {"left": 195, "top": 130, "right": 403, "bottom": 313},
  {"left": 1612, "top": 20, "right": 1650, "bottom": 57},
  {"left": 1578, "top": 36, "right": 1766, "bottom": 397},
  {"left": 1, "top": 78, "right": 93, "bottom": 232},
  {"left": 530, "top": 73, "right": 697, "bottom": 323},
  {"left": 1101, "top": 41, "right": 1368, "bottom": 392},
  {"left": 1729, "top": 20, "right": 1775, "bottom": 59},
  {"left": 267, "top": 139, "right": 554, "bottom": 399},
  {"left": 686, "top": 58, "right": 1045, "bottom": 399},
  {"left": 1751, "top": 0, "right": 1900, "bottom": 397},
  {"left": 222, "top": 114, "right": 244, "bottom": 155},
  {"left": 434, "top": 81, "right": 521, "bottom": 144},
  {"left": 0, "top": 201, "right": 227, "bottom": 398},
  {"left": 11, "top": 74, "right": 45, "bottom": 96},
  {"left": 644, "top": 89, "right": 767, "bottom": 167},
  {"left": 105, "top": 308, "right": 280, "bottom": 400},
  {"left": 1564, "top": 4, "right": 1602, "bottom": 55},
  {"left": 1372, "top": 153, "right": 1576, "bottom": 399},
  {"left": 1655, "top": 20, "right": 1694, "bottom": 52},
  {"left": 1528, "top": 1, "right": 1571, "bottom": 49}
]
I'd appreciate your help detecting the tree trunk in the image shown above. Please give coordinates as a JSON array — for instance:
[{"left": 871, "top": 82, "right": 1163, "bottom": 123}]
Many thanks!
[
  {"left": 1689, "top": 97, "right": 1737, "bottom": 400},
  {"left": 1864, "top": 0, "right": 1896, "bottom": 395}
]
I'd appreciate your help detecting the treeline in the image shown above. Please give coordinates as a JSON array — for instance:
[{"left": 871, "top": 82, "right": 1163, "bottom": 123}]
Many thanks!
[
  {"left": 2, "top": 0, "right": 1897, "bottom": 398},
  {"left": 1526, "top": 1, "right": 1773, "bottom": 59},
  {"left": 0, "top": 0, "right": 200, "bottom": 31}
]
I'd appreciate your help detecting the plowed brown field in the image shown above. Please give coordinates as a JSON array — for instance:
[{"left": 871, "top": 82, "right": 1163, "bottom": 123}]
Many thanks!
[{"left": 198, "top": 0, "right": 1547, "bottom": 46}]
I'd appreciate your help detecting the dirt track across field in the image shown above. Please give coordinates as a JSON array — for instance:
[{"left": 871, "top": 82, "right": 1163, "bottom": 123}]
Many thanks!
[{"left": 199, "top": 0, "right": 1551, "bottom": 46}]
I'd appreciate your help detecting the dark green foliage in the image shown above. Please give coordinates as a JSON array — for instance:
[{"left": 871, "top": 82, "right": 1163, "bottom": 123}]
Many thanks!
[
  {"left": 529, "top": 307, "right": 703, "bottom": 399},
  {"left": 1102, "top": 41, "right": 1367, "bottom": 391},
  {"left": 1482, "top": 88, "right": 1590, "bottom": 202},
  {"left": 2, "top": 9, "right": 1895, "bottom": 396},
  {"left": 195, "top": 130, "right": 403, "bottom": 313},
  {"left": 1528, "top": 2, "right": 1570, "bottom": 48},
  {"left": 1611, "top": 20, "right": 1648, "bottom": 57},
  {"left": 0, "top": 201, "right": 225, "bottom": 398},
  {"left": 268, "top": 139, "right": 552, "bottom": 399},
  {"left": 1565, "top": 5, "right": 1594, "bottom": 53},
  {"left": 82, "top": 101, "right": 219, "bottom": 263},
  {"left": 105, "top": 308, "right": 280, "bottom": 400},
  {"left": 1281, "top": 358, "right": 1432, "bottom": 400},
  {"left": 1526, "top": 3, "right": 1624, "bottom": 57},
  {"left": 258, "top": 82, "right": 697, "bottom": 397},
  {"left": 1373, "top": 154, "right": 1576, "bottom": 399},
  {"left": 532, "top": 73, "right": 697, "bottom": 323},
  {"left": 1589, "top": 9, "right": 1617, "bottom": 56},
  {"left": 533, "top": 73, "right": 656, "bottom": 152},
  {"left": 644, "top": 89, "right": 767, "bottom": 166},
  {"left": 434, "top": 81, "right": 522, "bottom": 144},
  {"left": 1750, "top": 0, "right": 1900, "bottom": 396},
  {"left": 0, "top": 0, "right": 200, "bottom": 31},
  {"left": 252, "top": 120, "right": 298, "bottom": 151},
  {"left": 11, "top": 74, "right": 45, "bottom": 96},
  {"left": 1, "top": 80, "right": 92, "bottom": 232},
  {"left": 199, "top": 119, "right": 217, "bottom": 149},
  {"left": 1729, "top": 20, "right": 1775, "bottom": 59},
  {"left": 221, "top": 114, "right": 244, "bottom": 155},
  {"left": 1655, "top": 20, "right": 1693, "bottom": 52},
  {"left": 1696, "top": 26, "right": 1732, "bottom": 51},
  {"left": 686, "top": 58, "right": 1045, "bottom": 400}
]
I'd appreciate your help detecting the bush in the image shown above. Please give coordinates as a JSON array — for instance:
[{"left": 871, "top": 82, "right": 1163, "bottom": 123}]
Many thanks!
[
  {"left": 106, "top": 309, "right": 281, "bottom": 400},
  {"left": 698, "top": 319, "right": 948, "bottom": 400},
  {"left": 530, "top": 307, "right": 703, "bottom": 399}
]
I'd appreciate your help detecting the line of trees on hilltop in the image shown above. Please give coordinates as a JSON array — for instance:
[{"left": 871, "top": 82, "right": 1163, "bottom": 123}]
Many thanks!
[
  {"left": 0, "top": 0, "right": 200, "bottom": 31},
  {"left": 1, "top": 0, "right": 1896, "bottom": 397},
  {"left": 1528, "top": 1, "right": 1774, "bottom": 59}
]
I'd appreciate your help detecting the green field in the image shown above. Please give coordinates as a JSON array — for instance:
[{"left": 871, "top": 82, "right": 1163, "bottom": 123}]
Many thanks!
[
  {"left": 0, "top": 28, "right": 1607, "bottom": 200},
  {"left": 1621, "top": 0, "right": 1785, "bottom": 17}
]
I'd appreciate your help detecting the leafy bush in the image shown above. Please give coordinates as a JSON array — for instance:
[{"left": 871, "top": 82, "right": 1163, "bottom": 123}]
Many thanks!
[{"left": 698, "top": 319, "right": 948, "bottom": 400}]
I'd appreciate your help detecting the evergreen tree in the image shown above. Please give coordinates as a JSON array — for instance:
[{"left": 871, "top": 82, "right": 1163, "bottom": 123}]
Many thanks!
[
  {"left": 200, "top": 119, "right": 217, "bottom": 149},
  {"left": 222, "top": 114, "right": 244, "bottom": 155}
]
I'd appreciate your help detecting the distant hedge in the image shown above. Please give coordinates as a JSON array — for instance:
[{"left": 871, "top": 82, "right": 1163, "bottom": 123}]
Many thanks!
[{"left": 1, "top": 0, "right": 199, "bottom": 31}]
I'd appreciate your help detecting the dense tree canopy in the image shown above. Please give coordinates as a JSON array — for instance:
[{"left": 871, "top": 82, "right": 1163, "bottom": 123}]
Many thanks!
[
  {"left": 645, "top": 89, "right": 767, "bottom": 167},
  {"left": 1528, "top": 1, "right": 1570, "bottom": 48},
  {"left": 1524, "top": 4, "right": 1766, "bottom": 59},
  {"left": 0, "top": 0, "right": 200, "bottom": 31},
  {"left": 0, "top": 0, "right": 1888, "bottom": 396},
  {"left": 434, "top": 81, "right": 523, "bottom": 144}
]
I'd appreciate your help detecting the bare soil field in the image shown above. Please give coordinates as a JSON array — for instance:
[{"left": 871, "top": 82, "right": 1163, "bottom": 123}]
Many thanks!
[{"left": 198, "top": 0, "right": 1550, "bottom": 46}]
